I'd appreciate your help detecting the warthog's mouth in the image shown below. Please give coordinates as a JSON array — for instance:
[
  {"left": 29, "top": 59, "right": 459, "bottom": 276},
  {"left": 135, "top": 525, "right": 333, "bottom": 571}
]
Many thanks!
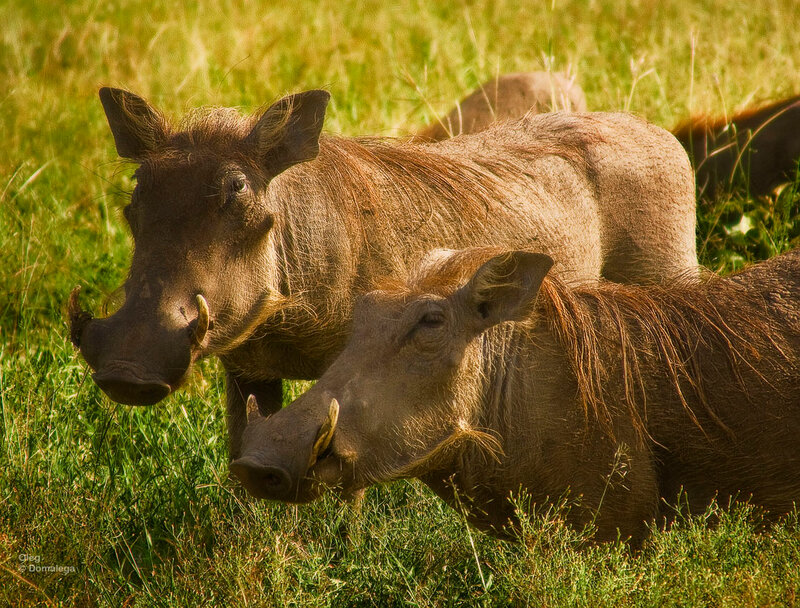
[
  {"left": 231, "top": 396, "right": 364, "bottom": 503},
  {"left": 92, "top": 361, "right": 175, "bottom": 406},
  {"left": 68, "top": 288, "right": 213, "bottom": 406}
]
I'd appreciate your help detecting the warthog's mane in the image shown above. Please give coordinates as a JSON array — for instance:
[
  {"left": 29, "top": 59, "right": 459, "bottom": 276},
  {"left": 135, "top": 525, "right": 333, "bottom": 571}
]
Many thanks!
[
  {"left": 129, "top": 96, "right": 593, "bottom": 174},
  {"left": 393, "top": 247, "right": 800, "bottom": 442},
  {"left": 256, "top": 109, "right": 595, "bottom": 342}
]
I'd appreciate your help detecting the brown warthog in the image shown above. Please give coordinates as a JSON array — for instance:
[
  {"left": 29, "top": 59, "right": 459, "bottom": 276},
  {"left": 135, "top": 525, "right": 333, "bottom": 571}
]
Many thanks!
[
  {"left": 69, "top": 88, "right": 696, "bottom": 458},
  {"left": 231, "top": 247, "right": 800, "bottom": 543},
  {"left": 423, "top": 74, "right": 800, "bottom": 198},
  {"left": 672, "top": 95, "right": 800, "bottom": 198},
  {"left": 416, "top": 71, "right": 587, "bottom": 141}
]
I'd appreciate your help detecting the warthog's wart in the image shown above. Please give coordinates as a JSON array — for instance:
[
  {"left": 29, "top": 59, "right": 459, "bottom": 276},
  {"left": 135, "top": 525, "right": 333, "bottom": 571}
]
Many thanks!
[{"left": 233, "top": 247, "right": 800, "bottom": 544}]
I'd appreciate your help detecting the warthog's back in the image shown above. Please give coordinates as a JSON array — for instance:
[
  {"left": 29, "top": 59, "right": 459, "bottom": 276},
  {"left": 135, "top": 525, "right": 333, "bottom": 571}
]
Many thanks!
[
  {"left": 225, "top": 111, "right": 698, "bottom": 385},
  {"left": 429, "top": 111, "right": 697, "bottom": 283},
  {"left": 650, "top": 250, "right": 800, "bottom": 515}
]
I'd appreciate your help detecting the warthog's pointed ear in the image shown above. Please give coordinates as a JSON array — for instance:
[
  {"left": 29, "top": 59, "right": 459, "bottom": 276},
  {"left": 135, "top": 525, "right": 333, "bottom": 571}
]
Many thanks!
[
  {"left": 99, "top": 88, "right": 169, "bottom": 160},
  {"left": 247, "top": 89, "right": 330, "bottom": 177},
  {"left": 459, "top": 251, "right": 553, "bottom": 332}
]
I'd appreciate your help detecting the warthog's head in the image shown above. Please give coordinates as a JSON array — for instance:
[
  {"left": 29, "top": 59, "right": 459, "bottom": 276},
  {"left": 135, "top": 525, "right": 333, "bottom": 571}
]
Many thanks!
[
  {"left": 230, "top": 248, "right": 553, "bottom": 502},
  {"left": 69, "top": 87, "right": 330, "bottom": 405}
]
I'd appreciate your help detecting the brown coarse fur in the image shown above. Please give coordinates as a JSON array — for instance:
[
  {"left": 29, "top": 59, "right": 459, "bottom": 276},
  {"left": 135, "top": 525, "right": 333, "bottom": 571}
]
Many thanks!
[
  {"left": 416, "top": 71, "right": 587, "bottom": 141},
  {"left": 222, "top": 111, "right": 697, "bottom": 386},
  {"left": 232, "top": 246, "right": 800, "bottom": 545},
  {"left": 421, "top": 249, "right": 800, "bottom": 541},
  {"left": 75, "top": 88, "right": 697, "bottom": 461},
  {"left": 422, "top": 248, "right": 799, "bottom": 438},
  {"left": 672, "top": 95, "right": 800, "bottom": 198}
]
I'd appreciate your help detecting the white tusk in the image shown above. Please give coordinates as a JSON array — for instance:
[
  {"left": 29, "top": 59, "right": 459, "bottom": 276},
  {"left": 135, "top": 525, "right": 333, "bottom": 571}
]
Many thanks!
[
  {"left": 193, "top": 294, "right": 210, "bottom": 347},
  {"left": 309, "top": 398, "right": 339, "bottom": 467}
]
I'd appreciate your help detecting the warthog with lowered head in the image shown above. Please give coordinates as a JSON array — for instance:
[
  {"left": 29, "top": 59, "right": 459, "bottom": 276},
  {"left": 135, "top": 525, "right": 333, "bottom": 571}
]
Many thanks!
[
  {"left": 416, "top": 71, "right": 587, "bottom": 141},
  {"left": 69, "top": 88, "right": 696, "bottom": 459},
  {"left": 232, "top": 247, "right": 800, "bottom": 544}
]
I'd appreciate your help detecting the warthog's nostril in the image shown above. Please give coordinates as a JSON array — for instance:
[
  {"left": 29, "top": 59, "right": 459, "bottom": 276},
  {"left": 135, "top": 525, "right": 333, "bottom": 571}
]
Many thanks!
[
  {"left": 263, "top": 472, "right": 282, "bottom": 487},
  {"left": 229, "top": 459, "right": 293, "bottom": 500},
  {"left": 256, "top": 466, "right": 292, "bottom": 495}
]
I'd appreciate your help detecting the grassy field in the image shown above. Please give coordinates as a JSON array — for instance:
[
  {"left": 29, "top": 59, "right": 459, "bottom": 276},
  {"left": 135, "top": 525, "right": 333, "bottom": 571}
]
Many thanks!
[{"left": 2, "top": 0, "right": 800, "bottom": 605}]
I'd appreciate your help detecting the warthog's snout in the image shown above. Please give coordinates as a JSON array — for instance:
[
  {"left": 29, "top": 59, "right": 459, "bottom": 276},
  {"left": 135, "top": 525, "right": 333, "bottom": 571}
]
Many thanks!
[
  {"left": 231, "top": 395, "right": 341, "bottom": 502},
  {"left": 229, "top": 458, "right": 294, "bottom": 500},
  {"left": 68, "top": 287, "right": 210, "bottom": 406}
]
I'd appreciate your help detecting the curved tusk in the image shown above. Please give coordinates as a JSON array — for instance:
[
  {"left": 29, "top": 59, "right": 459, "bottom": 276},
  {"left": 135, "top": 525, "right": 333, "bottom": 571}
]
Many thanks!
[
  {"left": 193, "top": 294, "right": 211, "bottom": 347},
  {"left": 309, "top": 398, "right": 339, "bottom": 468},
  {"left": 245, "top": 394, "right": 265, "bottom": 424},
  {"left": 68, "top": 286, "right": 93, "bottom": 348}
]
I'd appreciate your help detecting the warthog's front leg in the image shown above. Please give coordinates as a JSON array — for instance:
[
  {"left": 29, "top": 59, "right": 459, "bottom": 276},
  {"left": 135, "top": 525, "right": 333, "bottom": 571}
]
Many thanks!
[{"left": 225, "top": 373, "right": 283, "bottom": 460}]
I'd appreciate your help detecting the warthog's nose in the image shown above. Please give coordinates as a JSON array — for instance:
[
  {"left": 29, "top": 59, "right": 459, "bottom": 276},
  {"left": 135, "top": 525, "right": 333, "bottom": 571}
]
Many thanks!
[
  {"left": 92, "top": 370, "right": 171, "bottom": 406},
  {"left": 229, "top": 459, "right": 294, "bottom": 500}
]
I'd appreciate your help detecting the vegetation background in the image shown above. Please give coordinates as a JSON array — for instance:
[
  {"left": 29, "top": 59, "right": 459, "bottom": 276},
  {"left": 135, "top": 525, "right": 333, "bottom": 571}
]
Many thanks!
[{"left": 2, "top": 0, "right": 800, "bottom": 605}]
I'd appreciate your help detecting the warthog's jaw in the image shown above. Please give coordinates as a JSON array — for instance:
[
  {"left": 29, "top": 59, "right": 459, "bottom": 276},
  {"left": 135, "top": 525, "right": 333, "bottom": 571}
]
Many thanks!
[{"left": 306, "top": 445, "right": 358, "bottom": 496}]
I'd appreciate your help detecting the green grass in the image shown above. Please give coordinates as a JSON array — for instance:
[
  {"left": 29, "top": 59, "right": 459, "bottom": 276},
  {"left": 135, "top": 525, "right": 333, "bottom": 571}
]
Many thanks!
[{"left": 2, "top": 0, "right": 800, "bottom": 605}]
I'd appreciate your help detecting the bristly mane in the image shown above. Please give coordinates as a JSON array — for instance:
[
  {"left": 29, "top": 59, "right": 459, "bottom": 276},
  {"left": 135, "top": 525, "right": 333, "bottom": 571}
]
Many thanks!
[
  {"left": 535, "top": 276, "right": 766, "bottom": 441},
  {"left": 128, "top": 101, "right": 598, "bottom": 263},
  {"left": 399, "top": 248, "right": 800, "bottom": 443}
]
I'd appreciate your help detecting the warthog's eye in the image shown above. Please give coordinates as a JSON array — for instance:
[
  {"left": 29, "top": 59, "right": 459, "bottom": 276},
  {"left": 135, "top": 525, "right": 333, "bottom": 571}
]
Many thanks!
[
  {"left": 231, "top": 176, "right": 248, "bottom": 194},
  {"left": 224, "top": 173, "right": 250, "bottom": 204}
]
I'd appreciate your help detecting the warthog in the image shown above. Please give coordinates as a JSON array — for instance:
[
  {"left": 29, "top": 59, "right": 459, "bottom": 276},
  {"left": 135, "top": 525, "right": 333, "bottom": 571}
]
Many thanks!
[
  {"left": 69, "top": 88, "right": 696, "bottom": 458},
  {"left": 231, "top": 247, "right": 800, "bottom": 543},
  {"left": 672, "top": 95, "right": 800, "bottom": 198},
  {"left": 422, "top": 73, "right": 800, "bottom": 198},
  {"left": 416, "top": 71, "right": 587, "bottom": 141}
]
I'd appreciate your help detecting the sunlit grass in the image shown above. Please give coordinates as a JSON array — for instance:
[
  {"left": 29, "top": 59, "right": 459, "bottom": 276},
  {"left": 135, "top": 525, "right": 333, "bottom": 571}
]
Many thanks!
[{"left": 2, "top": 0, "right": 800, "bottom": 605}]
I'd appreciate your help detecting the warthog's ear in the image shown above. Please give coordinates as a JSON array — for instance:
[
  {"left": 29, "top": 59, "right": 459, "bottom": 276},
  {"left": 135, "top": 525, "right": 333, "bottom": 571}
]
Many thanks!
[
  {"left": 247, "top": 90, "right": 330, "bottom": 177},
  {"left": 459, "top": 251, "right": 553, "bottom": 332},
  {"left": 99, "top": 88, "right": 169, "bottom": 160}
]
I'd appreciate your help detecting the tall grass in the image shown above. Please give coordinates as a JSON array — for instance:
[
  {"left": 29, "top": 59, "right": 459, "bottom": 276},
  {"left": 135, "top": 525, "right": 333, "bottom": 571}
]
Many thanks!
[{"left": 2, "top": 0, "right": 800, "bottom": 605}]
